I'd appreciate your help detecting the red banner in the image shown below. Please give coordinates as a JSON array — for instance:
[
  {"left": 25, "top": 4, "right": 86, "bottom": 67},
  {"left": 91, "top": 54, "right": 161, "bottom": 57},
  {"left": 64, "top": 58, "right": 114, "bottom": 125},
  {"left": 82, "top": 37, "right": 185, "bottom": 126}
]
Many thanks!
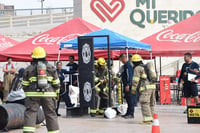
[{"left": 160, "top": 76, "right": 171, "bottom": 104}]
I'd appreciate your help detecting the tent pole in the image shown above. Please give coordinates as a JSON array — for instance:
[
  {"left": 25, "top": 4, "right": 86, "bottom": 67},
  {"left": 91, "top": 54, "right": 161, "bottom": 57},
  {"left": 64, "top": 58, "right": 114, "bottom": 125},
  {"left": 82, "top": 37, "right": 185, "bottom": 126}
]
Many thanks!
[
  {"left": 57, "top": 48, "right": 61, "bottom": 61},
  {"left": 154, "top": 58, "right": 158, "bottom": 79},
  {"left": 126, "top": 47, "right": 128, "bottom": 59},
  {"left": 160, "top": 56, "right": 162, "bottom": 76},
  {"left": 177, "top": 60, "right": 179, "bottom": 71},
  {"left": 150, "top": 51, "right": 153, "bottom": 61},
  {"left": 107, "top": 36, "right": 112, "bottom": 107},
  {"left": 119, "top": 50, "right": 121, "bottom": 68}
]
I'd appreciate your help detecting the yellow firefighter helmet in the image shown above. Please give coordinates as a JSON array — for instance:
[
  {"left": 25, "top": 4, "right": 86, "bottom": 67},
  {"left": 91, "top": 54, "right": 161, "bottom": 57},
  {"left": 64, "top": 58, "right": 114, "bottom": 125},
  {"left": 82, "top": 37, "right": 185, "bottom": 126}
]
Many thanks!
[
  {"left": 97, "top": 57, "right": 106, "bottom": 66},
  {"left": 132, "top": 54, "right": 143, "bottom": 62},
  {"left": 31, "top": 46, "right": 46, "bottom": 59}
]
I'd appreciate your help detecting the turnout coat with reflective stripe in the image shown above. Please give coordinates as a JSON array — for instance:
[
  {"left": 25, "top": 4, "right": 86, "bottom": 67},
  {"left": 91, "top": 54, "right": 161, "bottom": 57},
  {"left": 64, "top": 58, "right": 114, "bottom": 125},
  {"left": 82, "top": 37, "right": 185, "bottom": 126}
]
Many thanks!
[
  {"left": 22, "top": 62, "right": 60, "bottom": 97},
  {"left": 132, "top": 65, "right": 156, "bottom": 93}
]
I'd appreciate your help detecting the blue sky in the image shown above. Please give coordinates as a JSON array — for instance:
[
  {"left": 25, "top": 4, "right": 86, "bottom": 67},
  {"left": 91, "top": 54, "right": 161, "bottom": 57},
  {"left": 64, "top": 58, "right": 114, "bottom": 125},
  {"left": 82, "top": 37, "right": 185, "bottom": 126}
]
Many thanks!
[{"left": 0, "top": 0, "right": 73, "bottom": 9}]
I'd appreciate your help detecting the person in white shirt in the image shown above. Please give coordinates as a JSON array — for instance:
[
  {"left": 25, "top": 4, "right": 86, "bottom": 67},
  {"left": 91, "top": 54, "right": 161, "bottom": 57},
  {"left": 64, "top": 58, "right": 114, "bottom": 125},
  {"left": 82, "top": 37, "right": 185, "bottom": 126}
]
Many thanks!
[{"left": 2, "top": 57, "right": 16, "bottom": 102}]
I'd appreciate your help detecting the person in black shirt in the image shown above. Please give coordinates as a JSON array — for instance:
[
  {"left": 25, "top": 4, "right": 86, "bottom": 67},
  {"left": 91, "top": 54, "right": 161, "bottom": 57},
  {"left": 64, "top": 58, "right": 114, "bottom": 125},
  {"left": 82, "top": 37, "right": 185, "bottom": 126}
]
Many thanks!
[
  {"left": 56, "top": 62, "right": 74, "bottom": 116},
  {"left": 66, "top": 55, "right": 78, "bottom": 86},
  {"left": 178, "top": 53, "right": 200, "bottom": 113},
  {"left": 119, "top": 53, "right": 135, "bottom": 119}
]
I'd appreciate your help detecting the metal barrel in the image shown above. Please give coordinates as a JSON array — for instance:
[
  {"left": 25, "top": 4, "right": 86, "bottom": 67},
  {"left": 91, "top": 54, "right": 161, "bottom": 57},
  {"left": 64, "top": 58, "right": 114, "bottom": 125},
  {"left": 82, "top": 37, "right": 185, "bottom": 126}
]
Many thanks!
[{"left": 0, "top": 103, "right": 45, "bottom": 130}]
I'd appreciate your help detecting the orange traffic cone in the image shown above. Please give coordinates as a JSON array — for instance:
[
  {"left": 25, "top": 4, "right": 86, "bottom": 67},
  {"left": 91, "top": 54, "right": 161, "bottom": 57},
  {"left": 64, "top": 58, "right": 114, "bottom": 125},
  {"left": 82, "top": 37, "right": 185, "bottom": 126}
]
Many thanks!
[{"left": 151, "top": 114, "right": 160, "bottom": 133}]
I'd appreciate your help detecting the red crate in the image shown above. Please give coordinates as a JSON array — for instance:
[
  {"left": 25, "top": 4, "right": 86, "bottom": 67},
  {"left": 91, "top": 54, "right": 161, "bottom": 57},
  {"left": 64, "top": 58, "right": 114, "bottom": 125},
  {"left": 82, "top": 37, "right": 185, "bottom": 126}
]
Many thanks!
[{"left": 181, "top": 97, "right": 200, "bottom": 106}]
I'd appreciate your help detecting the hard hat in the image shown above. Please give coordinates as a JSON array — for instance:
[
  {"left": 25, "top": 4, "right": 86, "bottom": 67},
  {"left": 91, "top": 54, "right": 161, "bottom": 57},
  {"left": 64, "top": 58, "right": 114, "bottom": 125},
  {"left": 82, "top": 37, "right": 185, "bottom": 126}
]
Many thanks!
[
  {"left": 31, "top": 46, "right": 46, "bottom": 59},
  {"left": 132, "top": 54, "right": 143, "bottom": 62},
  {"left": 104, "top": 108, "right": 117, "bottom": 119},
  {"left": 97, "top": 57, "right": 106, "bottom": 66}
]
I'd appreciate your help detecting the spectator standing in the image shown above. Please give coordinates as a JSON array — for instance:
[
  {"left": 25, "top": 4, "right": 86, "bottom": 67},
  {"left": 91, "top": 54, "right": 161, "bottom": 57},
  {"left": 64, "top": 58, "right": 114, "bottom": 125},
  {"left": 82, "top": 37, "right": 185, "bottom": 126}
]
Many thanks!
[
  {"left": 178, "top": 53, "right": 200, "bottom": 113},
  {"left": 66, "top": 55, "right": 78, "bottom": 86},
  {"left": 56, "top": 62, "right": 74, "bottom": 116},
  {"left": 119, "top": 53, "right": 135, "bottom": 119},
  {"left": 2, "top": 57, "right": 16, "bottom": 102}
]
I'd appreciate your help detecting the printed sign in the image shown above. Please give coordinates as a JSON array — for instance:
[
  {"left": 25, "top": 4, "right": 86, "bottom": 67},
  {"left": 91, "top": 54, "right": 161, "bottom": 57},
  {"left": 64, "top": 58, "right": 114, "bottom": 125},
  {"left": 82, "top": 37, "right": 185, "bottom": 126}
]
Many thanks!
[
  {"left": 83, "top": 82, "right": 92, "bottom": 102},
  {"left": 78, "top": 37, "right": 94, "bottom": 107},
  {"left": 156, "top": 30, "right": 200, "bottom": 43},
  {"left": 32, "top": 34, "right": 81, "bottom": 45},
  {"left": 90, "top": 0, "right": 125, "bottom": 22},
  {"left": 0, "top": 38, "right": 13, "bottom": 48},
  {"left": 188, "top": 108, "right": 200, "bottom": 117},
  {"left": 90, "top": 0, "right": 200, "bottom": 28},
  {"left": 160, "top": 76, "right": 171, "bottom": 104},
  {"left": 82, "top": 43, "right": 91, "bottom": 64}
]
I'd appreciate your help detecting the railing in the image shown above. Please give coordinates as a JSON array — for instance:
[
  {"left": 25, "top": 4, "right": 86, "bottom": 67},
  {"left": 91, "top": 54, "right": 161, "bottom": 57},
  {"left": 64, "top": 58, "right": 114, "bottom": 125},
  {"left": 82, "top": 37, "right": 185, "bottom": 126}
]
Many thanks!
[
  {"left": 0, "top": 12, "right": 74, "bottom": 28},
  {"left": 0, "top": 7, "right": 73, "bottom": 16}
]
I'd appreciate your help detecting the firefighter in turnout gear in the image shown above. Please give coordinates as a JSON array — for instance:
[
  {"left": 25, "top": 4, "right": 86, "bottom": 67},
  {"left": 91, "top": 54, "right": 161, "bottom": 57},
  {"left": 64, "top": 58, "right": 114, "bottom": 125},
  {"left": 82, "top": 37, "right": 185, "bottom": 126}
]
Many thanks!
[
  {"left": 90, "top": 57, "right": 109, "bottom": 116},
  {"left": 22, "top": 46, "right": 60, "bottom": 133},
  {"left": 132, "top": 54, "right": 156, "bottom": 124}
]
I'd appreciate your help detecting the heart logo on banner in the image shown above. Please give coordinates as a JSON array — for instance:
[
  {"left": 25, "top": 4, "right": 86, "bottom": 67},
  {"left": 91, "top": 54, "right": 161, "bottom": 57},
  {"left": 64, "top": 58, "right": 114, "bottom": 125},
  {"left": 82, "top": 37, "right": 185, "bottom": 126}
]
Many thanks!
[{"left": 90, "top": 0, "right": 125, "bottom": 22}]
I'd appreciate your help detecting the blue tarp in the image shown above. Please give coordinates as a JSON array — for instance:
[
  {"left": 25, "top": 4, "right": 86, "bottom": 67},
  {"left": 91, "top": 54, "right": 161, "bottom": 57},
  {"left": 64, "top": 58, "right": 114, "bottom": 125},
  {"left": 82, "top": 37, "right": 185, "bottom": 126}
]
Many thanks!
[{"left": 60, "top": 29, "right": 151, "bottom": 50}]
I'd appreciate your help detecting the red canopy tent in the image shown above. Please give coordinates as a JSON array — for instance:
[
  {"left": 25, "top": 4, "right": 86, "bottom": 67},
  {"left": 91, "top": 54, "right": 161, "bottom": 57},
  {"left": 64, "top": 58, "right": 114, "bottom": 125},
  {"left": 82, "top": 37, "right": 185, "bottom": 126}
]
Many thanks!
[
  {"left": 0, "top": 34, "right": 19, "bottom": 51},
  {"left": 141, "top": 13, "right": 200, "bottom": 57},
  {"left": 0, "top": 18, "right": 119, "bottom": 61}
]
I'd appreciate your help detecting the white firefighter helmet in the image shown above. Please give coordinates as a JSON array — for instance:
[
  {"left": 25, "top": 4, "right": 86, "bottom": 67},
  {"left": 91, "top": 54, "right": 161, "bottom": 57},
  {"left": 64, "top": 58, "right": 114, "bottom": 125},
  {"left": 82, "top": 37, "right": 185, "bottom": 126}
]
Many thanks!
[{"left": 104, "top": 108, "right": 117, "bottom": 119}]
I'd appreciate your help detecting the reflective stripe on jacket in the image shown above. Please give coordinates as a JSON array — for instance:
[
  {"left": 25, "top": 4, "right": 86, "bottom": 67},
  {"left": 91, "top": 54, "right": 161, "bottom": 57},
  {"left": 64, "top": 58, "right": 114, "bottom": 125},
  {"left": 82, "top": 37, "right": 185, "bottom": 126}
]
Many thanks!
[
  {"left": 94, "top": 66, "right": 108, "bottom": 92},
  {"left": 22, "top": 62, "right": 60, "bottom": 97},
  {"left": 25, "top": 92, "right": 57, "bottom": 97},
  {"left": 132, "top": 65, "right": 155, "bottom": 93}
]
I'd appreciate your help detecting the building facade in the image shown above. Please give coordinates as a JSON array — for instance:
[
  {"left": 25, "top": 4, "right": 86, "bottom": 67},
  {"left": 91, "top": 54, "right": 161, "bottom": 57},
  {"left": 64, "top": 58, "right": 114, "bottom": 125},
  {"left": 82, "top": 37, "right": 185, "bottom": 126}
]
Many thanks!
[
  {"left": 0, "top": 3, "right": 14, "bottom": 16},
  {"left": 74, "top": 0, "right": 200, "bottom": 40}
]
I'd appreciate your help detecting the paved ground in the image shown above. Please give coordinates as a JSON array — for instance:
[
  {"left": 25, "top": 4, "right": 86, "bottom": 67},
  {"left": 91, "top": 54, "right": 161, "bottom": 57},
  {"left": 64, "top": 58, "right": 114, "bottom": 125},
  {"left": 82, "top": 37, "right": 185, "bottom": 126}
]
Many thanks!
[{"left": 3, "top": 104, "right": 200, "bottom": 133}]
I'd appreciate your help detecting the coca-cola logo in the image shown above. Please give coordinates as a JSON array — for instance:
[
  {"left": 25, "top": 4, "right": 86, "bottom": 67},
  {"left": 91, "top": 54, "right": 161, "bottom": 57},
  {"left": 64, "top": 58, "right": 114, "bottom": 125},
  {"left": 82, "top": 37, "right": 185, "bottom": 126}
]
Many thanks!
[
  {"left": 156, "top": 30, "right": 200, "bottom": 43},
  {"left": 32, "top": 34, "right": 81, "bottom": 45},
  {"left": 0, "top": 38, "right": 14, "bottom": 49}
]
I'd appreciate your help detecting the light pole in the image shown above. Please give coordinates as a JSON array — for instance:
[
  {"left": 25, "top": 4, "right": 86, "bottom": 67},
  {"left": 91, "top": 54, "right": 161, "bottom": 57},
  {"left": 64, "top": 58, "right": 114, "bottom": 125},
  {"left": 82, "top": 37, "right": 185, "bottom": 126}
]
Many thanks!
[{"left": 41, "top": 0, "right": 45, "bottom": 14}]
